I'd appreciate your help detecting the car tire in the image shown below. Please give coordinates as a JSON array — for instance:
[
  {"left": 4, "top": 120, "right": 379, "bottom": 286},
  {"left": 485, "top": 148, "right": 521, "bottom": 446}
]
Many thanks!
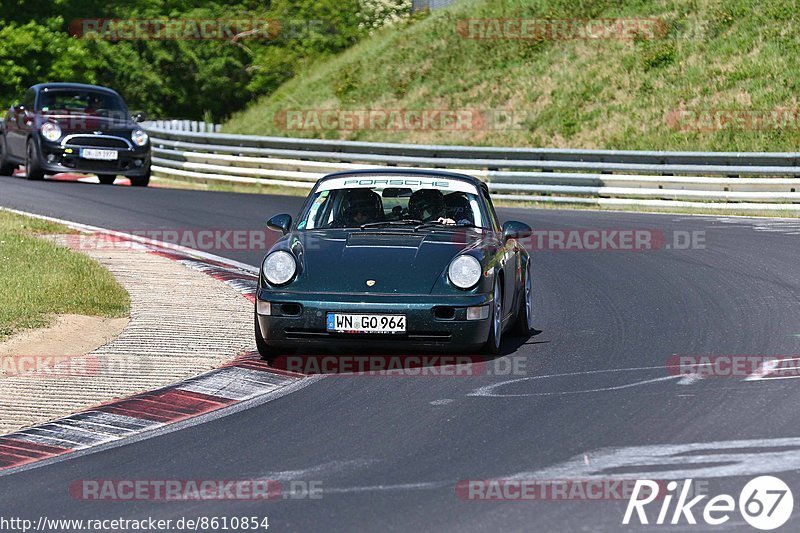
[
  {"left": 255, "top": 312, "right": 279, "bottom": 361},
  {"left": 482, "top": 276, "right": 503, "bottom": 355},
  {"left": 511, "top": 260, "right": 533, "bottom": 336},
  {"left": 129, "top": 169, "right": 150, "bottom": 187},
  {"left": 24, "top": 139, "right": 44, "bottom": 181},
  {"left": 0, "top": 135, "right": 16, "bottom": 176},
  {"left": 98, "top": 174, "right": 116, "bottom": 185}
]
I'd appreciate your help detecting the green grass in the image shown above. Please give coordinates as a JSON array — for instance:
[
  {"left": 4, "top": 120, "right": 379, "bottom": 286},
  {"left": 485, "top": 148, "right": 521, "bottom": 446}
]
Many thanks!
[
  {"left": 0, "top": 211, "right": 130, "bottom": 341},
  {"left": 224, "top": 0, "right": 800, "bottom": 152}
]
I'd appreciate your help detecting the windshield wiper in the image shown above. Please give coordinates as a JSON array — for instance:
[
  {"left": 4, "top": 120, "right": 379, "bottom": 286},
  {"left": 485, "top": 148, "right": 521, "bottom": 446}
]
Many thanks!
[
  {"left": 413, "top": 221, "right": 480, "bottom": 231},
  {"left": 359, "top": 219, "right": 424, "bottom": 230}
]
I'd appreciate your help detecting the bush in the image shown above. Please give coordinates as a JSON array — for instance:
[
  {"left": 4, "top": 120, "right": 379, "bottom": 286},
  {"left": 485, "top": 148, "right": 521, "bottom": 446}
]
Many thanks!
[{"left": 0, "top": 1, "right": 410, "bottom": 120}]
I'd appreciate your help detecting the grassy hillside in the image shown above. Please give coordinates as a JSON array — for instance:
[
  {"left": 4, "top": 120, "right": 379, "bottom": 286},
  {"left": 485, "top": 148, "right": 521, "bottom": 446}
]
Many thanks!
[{"left": 224, "top": 0, "right": 800, "bottom": 151}]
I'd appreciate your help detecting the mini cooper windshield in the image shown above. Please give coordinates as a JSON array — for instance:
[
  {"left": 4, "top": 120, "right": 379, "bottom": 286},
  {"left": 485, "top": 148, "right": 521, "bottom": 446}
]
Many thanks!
[
  {"left": 38, "top": 89, "right": 127, "bottom": 118},
  {"left": 296, "top": 175, "right": 487, "bottom": 230}
]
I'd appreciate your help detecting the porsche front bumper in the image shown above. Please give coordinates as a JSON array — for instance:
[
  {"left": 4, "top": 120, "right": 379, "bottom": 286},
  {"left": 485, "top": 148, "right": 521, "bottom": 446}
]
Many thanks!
[{"left": 256, "top": 289, "right": 493, "bottom": 352}]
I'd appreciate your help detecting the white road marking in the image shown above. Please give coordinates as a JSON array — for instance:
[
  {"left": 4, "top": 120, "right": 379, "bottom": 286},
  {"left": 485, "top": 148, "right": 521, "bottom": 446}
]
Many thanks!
[
  {"left": 746, "top": 357, "right": 800, "bottom": 381},
  {"left": 469, "top": 358, "right": 800, "bottom": 397},
  {"left": 430, "top": 399, "right": 454, "bottom": 406},
  {"left": 469, "top": 367, "right": 683, "bottom": 397},
  {"left": 251, "top": 459, "right": 377, "bottom": 480},
  {"left": 322, "top": 481, "right": 451, "bottom": 494},
  {"left": 677, "top": 373, "right": 704, "bottom": 385},
  {"left": 502, "top": 437, "right": 800, "bottom": 480}
]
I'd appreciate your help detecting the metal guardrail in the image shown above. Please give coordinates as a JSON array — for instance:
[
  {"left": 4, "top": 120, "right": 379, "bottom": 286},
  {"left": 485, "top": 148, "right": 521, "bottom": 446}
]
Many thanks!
[
  {"left": 412, "top": 0, "right": 460, "bottom": 12},
  {"left": 142, "top": 123, "right": 800, "bottom": 211},
  {"left": 150, "top": 120, "right": 221, "bottom": 133}
]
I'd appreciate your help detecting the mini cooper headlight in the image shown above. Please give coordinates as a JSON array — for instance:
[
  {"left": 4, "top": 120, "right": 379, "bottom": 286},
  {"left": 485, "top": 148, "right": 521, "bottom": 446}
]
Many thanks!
[
  {"left": 41, "top": 122, "right": 61, "bottom": 142},
  {"left": 448, "top": 255, "right": 482, "bottom": 290},
  {"left": 263, "top": 251, "right": 296, "bottom": 286},
  {"left": 131, "top": 129, "right": 149, "bottom": 146}
]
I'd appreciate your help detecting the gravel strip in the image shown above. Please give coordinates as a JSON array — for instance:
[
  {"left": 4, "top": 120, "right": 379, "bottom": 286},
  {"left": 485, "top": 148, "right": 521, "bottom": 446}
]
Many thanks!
[{"left": 0, "top": 236, "right": 253, "bottom": 433}]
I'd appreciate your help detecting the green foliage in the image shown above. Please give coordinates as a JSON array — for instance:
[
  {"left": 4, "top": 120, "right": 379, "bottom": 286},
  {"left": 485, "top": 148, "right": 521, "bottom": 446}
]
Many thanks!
[
  {"left": 0, "top": 0, "right": 410, "bottom": 120},
  {"left": 641, "top": 40, "right": 676, "bottom": 71}
]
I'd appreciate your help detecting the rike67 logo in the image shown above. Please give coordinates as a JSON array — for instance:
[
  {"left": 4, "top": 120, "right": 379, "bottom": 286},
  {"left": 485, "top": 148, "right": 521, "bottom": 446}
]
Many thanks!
[{"left": 623, "top": 476, "right": 793, "bottom": 530}]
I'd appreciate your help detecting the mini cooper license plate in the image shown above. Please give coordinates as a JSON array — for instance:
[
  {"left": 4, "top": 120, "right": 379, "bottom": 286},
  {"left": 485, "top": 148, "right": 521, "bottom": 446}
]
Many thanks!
[
  {"left": 80, "top": 148, "right": 118, "bottom": 160},
  {"left": 326, "top": 313, "right": 406, "bottom": 334}
]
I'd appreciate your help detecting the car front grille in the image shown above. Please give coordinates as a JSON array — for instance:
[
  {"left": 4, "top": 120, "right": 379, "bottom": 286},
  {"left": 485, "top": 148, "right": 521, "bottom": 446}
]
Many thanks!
[{"left": 63, "top": 136, "right": 129, "bottom": 149}]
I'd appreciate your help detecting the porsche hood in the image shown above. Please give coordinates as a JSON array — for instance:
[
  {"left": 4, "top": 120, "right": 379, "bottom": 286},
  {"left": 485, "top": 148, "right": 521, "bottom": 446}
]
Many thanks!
[{"left": 270, "top": 229, "right": 486, "bottom": 295}]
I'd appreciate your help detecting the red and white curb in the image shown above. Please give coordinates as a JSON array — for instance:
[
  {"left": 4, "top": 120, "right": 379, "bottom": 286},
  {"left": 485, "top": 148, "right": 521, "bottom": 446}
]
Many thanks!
[
  {"left": 150, "top": 249, "right": 259, "bottom": 303},
  {"left": 0, "top": 353, "right": 304, "bottom": 471},
  {"left": 0, "top": 208, "right": 307, "bottom": 473}
]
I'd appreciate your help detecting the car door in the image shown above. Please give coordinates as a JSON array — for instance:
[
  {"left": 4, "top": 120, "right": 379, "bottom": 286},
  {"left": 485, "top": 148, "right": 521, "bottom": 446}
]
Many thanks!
[
  {"left": 482, "top": 188, "right": 517, "bottom": 321},
  {"left": 3, "top": 103, "right": 21, "bottom": 159},
  {"left": 6, "top": 89, "right": 36, "bottom": 158}
]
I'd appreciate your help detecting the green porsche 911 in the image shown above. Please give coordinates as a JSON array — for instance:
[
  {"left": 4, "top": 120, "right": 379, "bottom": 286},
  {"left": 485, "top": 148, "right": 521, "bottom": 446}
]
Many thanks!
[{"left": 255, "top": 168, "right": 533, "bottom": 357}]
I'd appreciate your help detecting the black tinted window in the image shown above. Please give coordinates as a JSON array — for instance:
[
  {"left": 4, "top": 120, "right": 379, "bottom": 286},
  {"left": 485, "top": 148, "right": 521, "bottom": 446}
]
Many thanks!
[{"left": 37, "top": 89, "right": 126, "bottom": 115}]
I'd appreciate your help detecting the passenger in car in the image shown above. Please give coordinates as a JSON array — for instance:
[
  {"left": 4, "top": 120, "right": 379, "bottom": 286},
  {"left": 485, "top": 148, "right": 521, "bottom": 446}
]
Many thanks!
[{"left": 341, "top": 189, "right": 383, "bottom": 226}]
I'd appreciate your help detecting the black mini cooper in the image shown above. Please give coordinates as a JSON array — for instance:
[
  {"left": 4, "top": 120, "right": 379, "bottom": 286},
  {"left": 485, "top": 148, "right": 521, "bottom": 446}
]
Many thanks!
[{"left": 0, "top": 83, "right": 151, "bottom": 186}]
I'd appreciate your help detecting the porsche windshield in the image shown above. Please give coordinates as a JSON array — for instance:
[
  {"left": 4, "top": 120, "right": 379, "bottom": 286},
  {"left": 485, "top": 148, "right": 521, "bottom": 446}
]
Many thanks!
[{"left": 296, "top": 176, "right": 487, "bottom": 230}]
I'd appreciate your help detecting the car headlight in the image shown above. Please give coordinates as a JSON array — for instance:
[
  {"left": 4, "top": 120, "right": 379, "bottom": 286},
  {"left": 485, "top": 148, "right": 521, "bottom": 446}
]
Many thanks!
[
  {"left": 41, "top": 122, "right": 61, "bottom": 142},
  {"left": 263, "top": 251, "right": 297, "bottom": 286},
  {"left": 448, "top": 255, "right": 482, "bottom": 289},
  {"left": 131, "top": 129, "right": 149, "bottom": 146}
]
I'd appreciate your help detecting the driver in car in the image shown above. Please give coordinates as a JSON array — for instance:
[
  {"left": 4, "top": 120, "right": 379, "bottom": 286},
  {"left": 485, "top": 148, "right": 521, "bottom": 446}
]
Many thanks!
[{"left": 342, "top": 189, "right": 382, "bottom": 226}]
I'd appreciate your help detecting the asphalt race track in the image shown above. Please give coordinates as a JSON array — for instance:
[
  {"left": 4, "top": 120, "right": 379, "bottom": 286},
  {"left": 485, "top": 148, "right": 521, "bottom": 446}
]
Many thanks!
[{"left": 2, "top": 176, "right": 800, "bottom": 531}]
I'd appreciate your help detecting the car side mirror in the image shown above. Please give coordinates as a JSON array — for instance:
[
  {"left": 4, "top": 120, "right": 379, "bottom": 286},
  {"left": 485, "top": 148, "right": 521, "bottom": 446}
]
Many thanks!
[
  {"left": 502, "top": 221, "right": 532, "bottom": 241},
  {"left": 132, "top": 112, "right": 146, "bottom": 123},
  {"left": 267, "top": 214, "right": 292, "bottom": 235}
]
